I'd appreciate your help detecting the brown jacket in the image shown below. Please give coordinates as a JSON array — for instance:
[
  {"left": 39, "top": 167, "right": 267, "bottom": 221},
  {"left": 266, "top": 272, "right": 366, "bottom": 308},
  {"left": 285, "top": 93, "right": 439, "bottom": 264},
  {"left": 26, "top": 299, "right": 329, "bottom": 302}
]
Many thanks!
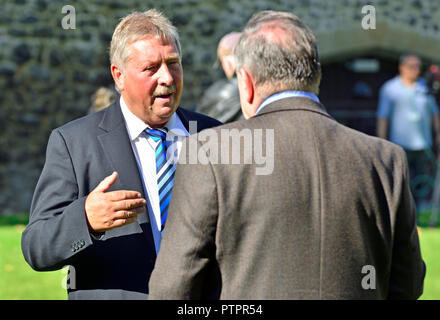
[{"left": 149, "top": 97, "right": 425, "bottom": 299}]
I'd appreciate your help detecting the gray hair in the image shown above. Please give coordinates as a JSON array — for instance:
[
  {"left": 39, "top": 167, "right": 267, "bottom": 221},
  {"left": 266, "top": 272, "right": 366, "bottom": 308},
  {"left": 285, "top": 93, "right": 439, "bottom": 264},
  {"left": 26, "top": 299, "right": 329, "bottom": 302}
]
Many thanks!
[
  {"left": 234, "top": 10, "right": 321, "bottom": 96},
  {"left": 110, "top": 9, "right": 181, "bottom": 70}
]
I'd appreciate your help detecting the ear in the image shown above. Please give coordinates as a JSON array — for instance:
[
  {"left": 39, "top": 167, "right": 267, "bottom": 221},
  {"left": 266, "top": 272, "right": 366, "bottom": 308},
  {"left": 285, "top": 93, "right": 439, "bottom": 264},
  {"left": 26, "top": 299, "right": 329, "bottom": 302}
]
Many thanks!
[
  {"left": 237, "top": 67, "right": 254, "bottom": 104},
  {"left": 111, "top": 64, "right": 124, "bottom": 91},
  {"left": 222, "top": 56, "right": 236, "bottom": 79}
]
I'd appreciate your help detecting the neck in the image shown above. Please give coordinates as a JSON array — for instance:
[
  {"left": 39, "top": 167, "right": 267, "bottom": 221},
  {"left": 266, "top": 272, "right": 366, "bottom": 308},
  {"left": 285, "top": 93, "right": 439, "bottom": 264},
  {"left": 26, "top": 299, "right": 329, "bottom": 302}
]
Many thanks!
[
  {"left": 147, "top": 121, "right": 168, "bottom": 129},
  {"left": 400, "top": 76, "right": 416, "bottom": 87}
]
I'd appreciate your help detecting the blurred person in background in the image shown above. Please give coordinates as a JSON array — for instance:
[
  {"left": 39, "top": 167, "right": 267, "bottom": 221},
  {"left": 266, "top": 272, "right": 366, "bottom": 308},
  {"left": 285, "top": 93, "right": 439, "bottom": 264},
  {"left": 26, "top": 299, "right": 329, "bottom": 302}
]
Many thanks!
[
  {"left": 88, "top": 86, "right": 118, "bottom": 114},
  {"left": 195, "top": 31, "right": 243, "bottom": 123},
  {"left": 377, "top": 53, "right": 440, "bottom": 210},
  {"left": 424, "top": 64, "right": 440, "bottom": 106}
]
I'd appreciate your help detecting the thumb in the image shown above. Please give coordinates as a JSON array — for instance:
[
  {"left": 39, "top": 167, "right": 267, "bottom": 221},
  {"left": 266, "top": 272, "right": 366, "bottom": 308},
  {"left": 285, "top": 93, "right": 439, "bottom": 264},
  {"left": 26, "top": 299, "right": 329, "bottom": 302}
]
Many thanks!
[{"left": 93, "top": 171, "right": 118, "bottom": 193}]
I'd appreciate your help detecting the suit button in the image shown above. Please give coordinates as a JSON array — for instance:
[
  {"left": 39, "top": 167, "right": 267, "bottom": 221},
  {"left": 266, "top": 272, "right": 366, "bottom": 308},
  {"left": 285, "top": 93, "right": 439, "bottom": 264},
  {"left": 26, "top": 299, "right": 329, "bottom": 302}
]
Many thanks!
[{"left": 80, "top": 240, "right": 85, "bottom": 246}]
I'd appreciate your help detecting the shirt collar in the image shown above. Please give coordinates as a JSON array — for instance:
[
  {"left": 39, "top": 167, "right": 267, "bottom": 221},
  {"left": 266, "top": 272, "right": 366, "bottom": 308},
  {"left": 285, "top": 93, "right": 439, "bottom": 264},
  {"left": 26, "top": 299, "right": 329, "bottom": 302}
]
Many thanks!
[
  {"left": 397, "top": 76, "right": 428, "bottom": 93},
  {"left": 255, "top": 90, "right": 320, "bottom": 115},
  {"left": 119, "top": 96, "right": 188, "bottom": 141}
]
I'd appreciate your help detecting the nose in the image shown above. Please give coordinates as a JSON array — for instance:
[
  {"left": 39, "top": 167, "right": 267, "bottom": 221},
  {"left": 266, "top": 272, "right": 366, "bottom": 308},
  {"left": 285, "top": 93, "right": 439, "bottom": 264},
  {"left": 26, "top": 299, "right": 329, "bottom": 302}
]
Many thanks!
[{"left": 157, "top": 63, "right": 173, "bottom": 86}]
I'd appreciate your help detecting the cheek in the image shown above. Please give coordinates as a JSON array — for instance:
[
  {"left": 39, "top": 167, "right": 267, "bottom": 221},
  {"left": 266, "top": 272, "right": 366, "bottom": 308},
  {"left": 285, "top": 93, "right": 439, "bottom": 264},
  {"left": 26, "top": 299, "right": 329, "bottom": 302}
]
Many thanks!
[
  {"left": 172, "top": 69, "right": 183, "bottom": 96},
  {"left": 128, "top": 75, "right": 155, "bottom": 95},
  {"left": 172, "top": 67, "right": 183, "bottom": 85}
]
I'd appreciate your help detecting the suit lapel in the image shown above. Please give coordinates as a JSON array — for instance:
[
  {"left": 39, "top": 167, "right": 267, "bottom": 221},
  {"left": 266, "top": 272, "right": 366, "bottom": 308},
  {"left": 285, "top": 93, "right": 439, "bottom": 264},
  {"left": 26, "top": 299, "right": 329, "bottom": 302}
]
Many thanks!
[
  {"left": 176, "top": 107, "right": 220, "bottom": 133},
  {"left": 97, "top": 101, "right": 155, "bottom": 250}
]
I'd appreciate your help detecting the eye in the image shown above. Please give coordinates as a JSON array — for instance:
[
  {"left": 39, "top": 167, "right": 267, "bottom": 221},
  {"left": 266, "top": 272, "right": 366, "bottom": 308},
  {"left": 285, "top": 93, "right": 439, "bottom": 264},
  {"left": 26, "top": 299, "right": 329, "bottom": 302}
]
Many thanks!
[
  {"left": 143, "top": 65, "right": 158, "bottom": 72},
  {"left": 167, "top": 60, "right": 180, "bottom": 67}
]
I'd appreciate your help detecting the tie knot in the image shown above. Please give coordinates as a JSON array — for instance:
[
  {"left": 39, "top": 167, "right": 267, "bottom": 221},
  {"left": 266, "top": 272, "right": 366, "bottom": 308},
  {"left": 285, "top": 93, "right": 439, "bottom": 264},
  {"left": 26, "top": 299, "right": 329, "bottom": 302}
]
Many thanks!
[{"left": 146, "top": 128, "right": 168, "bottom": 141}]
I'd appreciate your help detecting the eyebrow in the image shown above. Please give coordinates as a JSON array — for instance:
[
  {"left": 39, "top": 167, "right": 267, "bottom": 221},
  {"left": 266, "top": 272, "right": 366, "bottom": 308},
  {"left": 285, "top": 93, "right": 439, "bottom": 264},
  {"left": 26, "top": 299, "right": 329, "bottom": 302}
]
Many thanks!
[
  {"left": 166, "top": 54, "right": 181, "bottom": 61},
  {"left": 142, "top": 53, "right": 180, "bottom": 66}
]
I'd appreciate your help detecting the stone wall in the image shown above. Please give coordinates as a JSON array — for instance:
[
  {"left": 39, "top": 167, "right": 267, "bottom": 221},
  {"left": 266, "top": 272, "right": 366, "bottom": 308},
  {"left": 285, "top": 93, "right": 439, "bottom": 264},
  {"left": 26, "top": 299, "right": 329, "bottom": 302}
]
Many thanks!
[{"left": 1, "top": 0, "right": 440, "bottom": 214}]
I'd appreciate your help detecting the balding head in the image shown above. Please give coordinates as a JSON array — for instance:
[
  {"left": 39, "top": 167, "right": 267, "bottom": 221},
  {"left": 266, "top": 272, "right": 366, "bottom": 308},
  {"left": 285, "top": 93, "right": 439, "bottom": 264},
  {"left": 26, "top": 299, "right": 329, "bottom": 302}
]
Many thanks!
[
  {"left": 216, "top": 31, "right": 242, "bottom": 79},
  {"left": 234, "top": 10, "right": 321, "bottom": 97},
  {"left": 217, "top": 32, "right": 242, "bottom": 58}
]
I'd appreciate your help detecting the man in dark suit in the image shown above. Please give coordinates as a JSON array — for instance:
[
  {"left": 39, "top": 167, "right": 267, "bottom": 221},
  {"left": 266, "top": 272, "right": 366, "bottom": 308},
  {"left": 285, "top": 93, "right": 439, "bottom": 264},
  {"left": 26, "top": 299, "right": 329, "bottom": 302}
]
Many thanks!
[
  {"left": 21, "top": 9, "right": 221, "bottom": 299},
  {"left": 149, "top": 11, "right": 425, "bottom": 299}
]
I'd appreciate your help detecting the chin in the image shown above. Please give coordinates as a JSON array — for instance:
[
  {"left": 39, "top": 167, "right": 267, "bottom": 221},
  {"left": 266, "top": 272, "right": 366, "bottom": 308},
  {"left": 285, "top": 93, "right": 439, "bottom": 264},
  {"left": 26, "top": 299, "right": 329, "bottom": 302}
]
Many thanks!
[{"left": 156, "top": 104, "right": 178, "bottom": 119}]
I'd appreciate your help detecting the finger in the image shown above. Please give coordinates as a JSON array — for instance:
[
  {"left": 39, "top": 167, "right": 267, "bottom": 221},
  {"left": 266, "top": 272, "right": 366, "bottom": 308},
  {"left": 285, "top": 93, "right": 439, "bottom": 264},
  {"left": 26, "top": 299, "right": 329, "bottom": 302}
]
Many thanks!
[
  {"left": 113, "top": 207, "right": 145, "bottom": 220},
  {"left": 107, "top": 190, "right": 143, "bottom": 201},
  {"left": 112, "top": 216, "right": 138, "bottom": 229},
  {"left": 112, "top": 198, "right": 147, "bottom": 211},
  {"left": 93, "top": 172, "right": 118, "bottom": 193}
]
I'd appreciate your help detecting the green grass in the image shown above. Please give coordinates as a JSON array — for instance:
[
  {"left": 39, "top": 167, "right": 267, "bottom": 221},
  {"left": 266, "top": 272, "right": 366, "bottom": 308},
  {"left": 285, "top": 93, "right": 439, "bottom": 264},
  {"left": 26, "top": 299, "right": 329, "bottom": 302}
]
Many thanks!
[
  {"left": 0, "top": 214, "right": 439, "bottom": 299},
  {"left": 0, "top": 224, "right": 67, "bottom": 300},
  {"left": 418, "top": 210, "right": 440, "bottom": 228},
  {"left": 419, "top": 227, "right": 440, "bottom": 300}
]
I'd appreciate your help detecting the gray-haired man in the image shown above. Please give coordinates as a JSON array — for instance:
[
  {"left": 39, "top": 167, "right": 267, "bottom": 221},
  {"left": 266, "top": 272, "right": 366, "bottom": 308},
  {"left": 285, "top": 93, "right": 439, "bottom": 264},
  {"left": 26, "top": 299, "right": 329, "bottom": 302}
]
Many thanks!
[
  {"left": 21, "top": 9, "right": 221, "bottom": 299},
  {"left": 149, "top": 10, "right": 425, "bottom": 299}
]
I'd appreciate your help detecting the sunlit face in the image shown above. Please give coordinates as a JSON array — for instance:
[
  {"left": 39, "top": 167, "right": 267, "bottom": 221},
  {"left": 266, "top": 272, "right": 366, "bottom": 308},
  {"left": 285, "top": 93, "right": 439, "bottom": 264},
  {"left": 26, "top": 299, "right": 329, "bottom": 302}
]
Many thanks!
[
  {"left": 112, "top": 36, "right": 183, "bottom": 128},
  {"left": 399, "top": 56, "right": 421, "bottom": 83}
]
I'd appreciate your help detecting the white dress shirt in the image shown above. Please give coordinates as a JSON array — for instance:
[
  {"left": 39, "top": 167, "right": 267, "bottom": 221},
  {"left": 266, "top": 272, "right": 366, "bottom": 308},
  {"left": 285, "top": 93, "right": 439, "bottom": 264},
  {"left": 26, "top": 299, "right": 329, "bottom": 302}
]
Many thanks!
[{"left": 119, "top": 96, "right": 189, "bottom": 253}]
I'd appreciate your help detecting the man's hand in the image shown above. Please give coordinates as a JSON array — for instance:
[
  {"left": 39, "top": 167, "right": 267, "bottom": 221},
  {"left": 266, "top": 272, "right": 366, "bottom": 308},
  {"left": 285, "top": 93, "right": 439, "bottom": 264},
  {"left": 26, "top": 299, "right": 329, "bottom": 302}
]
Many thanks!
[{"left": 85, "top": 171, "right": 147, "bottom": 232}]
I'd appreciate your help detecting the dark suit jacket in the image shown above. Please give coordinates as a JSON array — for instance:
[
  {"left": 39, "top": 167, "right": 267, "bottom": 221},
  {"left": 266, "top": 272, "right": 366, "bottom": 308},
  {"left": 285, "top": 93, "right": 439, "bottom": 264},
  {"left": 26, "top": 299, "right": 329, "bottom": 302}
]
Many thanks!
[
  {"left": 21, "top": 100, "right": 221, "bottom": 299},
  {"left": 149, "top": 97, "right": 426, "bottom": 299}
]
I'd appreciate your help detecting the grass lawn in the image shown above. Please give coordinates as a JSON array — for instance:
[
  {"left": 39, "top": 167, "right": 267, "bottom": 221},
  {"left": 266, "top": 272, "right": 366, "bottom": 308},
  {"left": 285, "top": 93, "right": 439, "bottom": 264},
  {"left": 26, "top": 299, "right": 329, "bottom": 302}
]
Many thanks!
[
  {"left": 0, "top": 224, "right": 67, "bottom": 300},
  {"left": 419, "top": 227, "right": 440, "bottom": 299},
  {"left": 0, "top": 215, "right": 439, "bottom": 300}
]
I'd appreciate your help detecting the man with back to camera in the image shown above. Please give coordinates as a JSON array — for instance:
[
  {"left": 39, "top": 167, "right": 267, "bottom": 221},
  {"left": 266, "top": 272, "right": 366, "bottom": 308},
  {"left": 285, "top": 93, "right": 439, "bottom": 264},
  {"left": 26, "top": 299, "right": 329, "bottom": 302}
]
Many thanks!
[
  {"left": 149, "top": 10, "right": 425, "bottom": 299},
  {"left": 21, "top": 9, "right": 221, "bottom": 299}
]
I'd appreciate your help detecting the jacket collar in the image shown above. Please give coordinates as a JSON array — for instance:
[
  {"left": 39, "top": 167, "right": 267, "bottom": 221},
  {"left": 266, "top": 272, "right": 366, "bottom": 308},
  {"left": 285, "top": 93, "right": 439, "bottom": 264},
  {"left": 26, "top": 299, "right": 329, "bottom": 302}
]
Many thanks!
[
  {"left": 254, "top": 96, "right": 333, "bottom": 120},
  {"left": 175, "top": 107, "right": 190, "bottom": 132},
  {"left": 98, "top": 99, "right": 125, "bottom": 133}
]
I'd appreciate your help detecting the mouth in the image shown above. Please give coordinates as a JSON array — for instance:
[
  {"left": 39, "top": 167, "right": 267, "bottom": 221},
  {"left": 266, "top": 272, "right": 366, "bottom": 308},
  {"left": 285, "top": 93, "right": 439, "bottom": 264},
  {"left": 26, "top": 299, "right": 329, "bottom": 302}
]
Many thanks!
[{"left": 154, "top": 93, "right": 174, "bottom": 103}]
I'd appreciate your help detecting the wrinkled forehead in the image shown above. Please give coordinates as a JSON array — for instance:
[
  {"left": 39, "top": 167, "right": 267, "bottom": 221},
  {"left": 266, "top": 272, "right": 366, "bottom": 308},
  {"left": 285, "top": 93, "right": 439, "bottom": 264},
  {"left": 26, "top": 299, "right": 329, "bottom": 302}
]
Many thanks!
[
  {"left": 125, "top": 35, "right": 181, "bottom": 63},
  {"left": 129, "top": 33, "right": 180, "bottom": 54}
]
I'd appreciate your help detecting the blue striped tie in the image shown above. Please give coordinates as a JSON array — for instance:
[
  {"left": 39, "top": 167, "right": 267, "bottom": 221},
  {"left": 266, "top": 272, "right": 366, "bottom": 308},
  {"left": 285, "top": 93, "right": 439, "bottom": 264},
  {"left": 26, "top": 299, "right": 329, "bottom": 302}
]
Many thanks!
[{"left": 146, "top": 128, "right": 176, "bottom": 231}]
